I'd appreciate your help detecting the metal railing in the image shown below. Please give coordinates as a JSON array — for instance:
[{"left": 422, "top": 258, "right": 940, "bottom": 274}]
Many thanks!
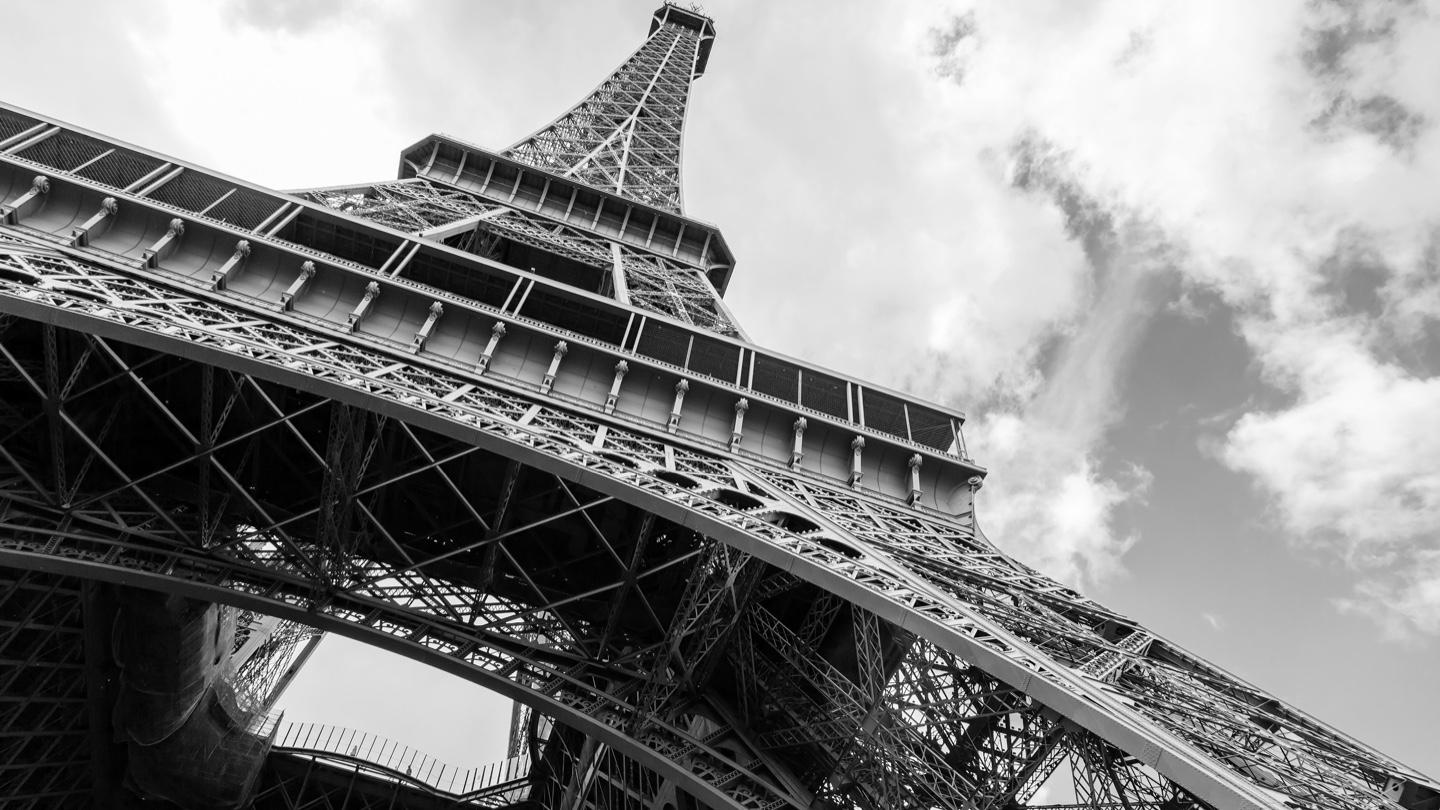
[{"left": 272, "top": 721, "right": 531, "bottom": 802}]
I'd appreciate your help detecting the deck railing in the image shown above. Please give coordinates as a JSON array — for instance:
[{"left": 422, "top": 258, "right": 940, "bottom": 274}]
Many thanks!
[{"left": 272, "top": 721, "right": 531, "bottom": 802}]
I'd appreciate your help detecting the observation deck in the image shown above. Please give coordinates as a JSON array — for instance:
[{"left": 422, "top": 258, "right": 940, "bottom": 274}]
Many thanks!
[{"left": 0, "top": 101, "right": 986, "bottom": 517}]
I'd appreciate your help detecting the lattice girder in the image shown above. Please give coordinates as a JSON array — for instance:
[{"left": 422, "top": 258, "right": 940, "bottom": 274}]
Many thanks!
[
  {"left": 302, "top": 177, "right": 745, "bottom": 337},
  {"left": 0, "top": 232, "right": 1430, "bottom": 810},
  {"left": 504, "top": 6, "right": 714, "bottom": 214},
  {"left": 0, "top": 571, "right": 93, "bottom": 807}
]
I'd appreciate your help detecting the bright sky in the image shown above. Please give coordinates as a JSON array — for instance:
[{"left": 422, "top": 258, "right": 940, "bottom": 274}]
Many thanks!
[{"left": 5, "top": 0, "right": 1437, "bottom": 781}]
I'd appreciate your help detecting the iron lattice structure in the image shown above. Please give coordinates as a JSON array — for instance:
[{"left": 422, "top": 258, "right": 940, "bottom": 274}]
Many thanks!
[
  {"left": 0, "top": 4, "right": 1436, "bottom": 810},
  {"left": 503, "top": 5, "right": 713, "bottom": 214}
]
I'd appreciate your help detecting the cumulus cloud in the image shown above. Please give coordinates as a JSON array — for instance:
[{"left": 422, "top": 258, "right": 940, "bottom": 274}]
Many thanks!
[
  {"left": 921, "top": 0, "right": 1440, "bottom": 635},
  {"left": 1338, "top": 550, "right": 1440, "bottom": 642}
]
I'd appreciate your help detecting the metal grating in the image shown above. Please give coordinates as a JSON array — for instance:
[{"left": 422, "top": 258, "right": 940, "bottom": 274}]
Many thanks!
[
  {"left": 284, "top": 214, "right": 402, "bottom": 270},
  {"left": 863, "top": 389, "right": 909, "bottom": 441},
  {"left": 752, "top": 354, "right": 798, "bottom": 402},
  {"left": 522, "top": 288, "right": 628, "bottom": 346},
  {"left": 635, "top": 318, "right": 691, "bottom": 367},
  {"left": 404, "top": 252, "right": 514, "bottom": 308},
  {"left": 800, "top": 369, "right": 848, "bottom": 420},
  {"left": 0, "top": 110, "right": 39, "bottom": 142},
  {"left": 205, "top": 186, "right": 285, "bottom": 231},
  {"left": 75, "top": 150, "right": 165, "bottom": 191},
  {"left": 687, "top": 334, "right": 740, "bottom": 383},
  {"left": 147, "top": 169, "right": 232, "bottom": 213},
  {"left": 908, "top": 405, "right": 954, "bottom": 452},
  {"left": 16, "top": 131, "right": 109, "bottom": 171}
]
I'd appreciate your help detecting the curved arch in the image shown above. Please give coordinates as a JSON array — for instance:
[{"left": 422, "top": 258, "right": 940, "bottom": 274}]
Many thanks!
[{"left": 0, "top": 539, "right": 782, "bottom": 810}]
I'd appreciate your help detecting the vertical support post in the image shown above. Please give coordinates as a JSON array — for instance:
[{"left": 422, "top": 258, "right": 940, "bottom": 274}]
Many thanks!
[
  {"left": 1, "top": 174, "right": 49, "bottom": 224},
  {"left": 280, "top": 260, "right": 316, "bottom": 310},
  {"left": 70, "top": 197, "right": 118, "bottom": 247},
  {"left": 730, "top": 398, "right": 748, "bottom": 452},
  {"left": 142, "top": 218, "right": 185, "bottom": 268},
  {"left": 966, "top": 475, "right": 984, "bottom": 518},
  {"left": 478, "top": 321, "right": 506, "bottom": 373},
  {"left": 849, "top": 436, "right": 865, "bottom": 488},
  {"left": 210, "top": 239, "right": 251, "bottom": 290},
  {"left": 412, "top": 301, "right": 443, "bottom": 353},
  {"left": 610, "top": 242, "right": 631, "bottom": 304},
  {"left": 668, "top": 379, "right": 688, "bottom": 433},
  {"left": 605, "top": 360, "right": 628, "bottom": 414},
  {"left": 907, "top": 454, "right": 923, "bottom": 506},
  {"left": 541, "top": 340, "right": 568, "bottom": 394},
  {"left": 790, "top": 417, "right": 807, "bottom": 469},
  {"left": 346, "top": 281, "right": 380, "bottom": 332},
  {"left": 956, "top": 419, "right": 972, "bottom": 462}
]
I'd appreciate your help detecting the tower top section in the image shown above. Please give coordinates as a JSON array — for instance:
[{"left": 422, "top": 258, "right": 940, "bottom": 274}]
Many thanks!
[
  {"left": 502, "top": 4, "right": 716, "bottom": 214},
  {"left": 651, "top": 3, "right": 715, "bottom": 76}
]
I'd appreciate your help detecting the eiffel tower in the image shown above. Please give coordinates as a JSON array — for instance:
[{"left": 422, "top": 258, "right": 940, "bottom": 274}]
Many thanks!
[{"left": 0, "top": 4, "right": 1435, "bottom": 809}]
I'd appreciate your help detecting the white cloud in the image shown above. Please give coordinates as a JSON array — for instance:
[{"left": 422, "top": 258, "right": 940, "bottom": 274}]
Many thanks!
[
  {"left": 912, "top": 0, "right": 1440, "bottom": 634},
  {"left": 875, "top": 0, "right": 1440, "bottom": 631},
  {"left": 1224, "top": 327, "right": 1440, "bottom": 557},
  {"left": 1338, "top": 549, "right": 1440, "bottom": 643}
]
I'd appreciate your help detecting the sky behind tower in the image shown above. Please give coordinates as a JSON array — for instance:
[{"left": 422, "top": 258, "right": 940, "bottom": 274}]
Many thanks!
[{"left": 3, "top": 0, "right": 1437, "bottom": 780}]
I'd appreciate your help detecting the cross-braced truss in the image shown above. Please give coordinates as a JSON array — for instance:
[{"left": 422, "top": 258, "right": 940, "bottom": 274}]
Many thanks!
[
  {"left": 301, "top": 177, "right": 743, "bottom": 337},
  {"left": 0, "top": 234, "right": 1432, "bottom": 810},
  {"left": 503, "top": 6, "right": 711, "bottom": 214},
  {"left": 0, "top": 571, "right": 93, "bottom": 808}
]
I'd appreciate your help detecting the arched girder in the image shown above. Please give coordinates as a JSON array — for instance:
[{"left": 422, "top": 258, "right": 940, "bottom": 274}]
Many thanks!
[{"left": 0, "top": 239, "right": 1427, "bottom": 810}]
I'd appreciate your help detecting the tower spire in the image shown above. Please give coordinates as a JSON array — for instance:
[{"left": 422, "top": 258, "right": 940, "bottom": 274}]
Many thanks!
[{"left": 503, "top": 4, "right": 715, "bottom": 214}]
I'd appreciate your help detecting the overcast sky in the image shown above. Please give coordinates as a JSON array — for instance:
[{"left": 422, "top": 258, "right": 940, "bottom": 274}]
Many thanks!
[{"left": 4, "top": 0, "right": 1437, "bottom": 781}]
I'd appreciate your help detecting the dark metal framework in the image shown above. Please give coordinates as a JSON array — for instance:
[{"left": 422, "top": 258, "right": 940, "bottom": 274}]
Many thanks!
[{"left": 0, "top": 3, "right": 1436, "bottom": 810}]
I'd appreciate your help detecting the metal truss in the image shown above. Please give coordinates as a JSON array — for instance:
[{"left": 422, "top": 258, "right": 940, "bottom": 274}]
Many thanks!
[
  {"left": 0, "top": 233, "right": 1432, "bottom": 810},
  {"left": 0, "top": 570, "right": 93, "bottom": 808},
  {"left": 301, "top": 177, "right": 743, "bottom": 337},
  {"left": 503, "top": 5, "right": 712, "bottom": 214},
  {"left": 229, "top": 612, "right": 322, "bottom": 714},
  {"left": 306, "top": 179, "right": 500, "bottom": 235}
]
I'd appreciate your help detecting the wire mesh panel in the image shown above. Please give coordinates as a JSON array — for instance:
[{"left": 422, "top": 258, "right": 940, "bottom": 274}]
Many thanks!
[
  {"left": 0, "top": 110, "right": 39, "bottom": 142},
  {"left": 16, "top": 131, "right": 109, "bottom": 171},
  {"left": 75, "top": 150, "right": 166, "bottom": 191},
  {"left": 863, "top": 389, "right": 909, "bottom": 441},
  {"left": 635, "top": 318, "right": 692, "bottom": 367},
  {"left": 687, "top": 333, "right": 740, "bottom": 383},
  {"left": 908, "top": 404, "right": 955, "bottom": 452},
  {"left": 147, "top": 170, "right": 232, "bottom": 213},
  {"left": 405, "top": 251, "right": 515, "bottom": 309},
  {"left": 752, "top": 353, "right": 799, "bottom": 403},
  {"left": 800, "top": 369, "right": 848, "bottom": 420},
  {"left": 522, "top": 288, "right": 629, "bottom": 346},
  {"left": 281, "top": 214, "right": 403, "bottom": 270},
  {"left": 205, "top": 187, "right": 286, "bottom": 231}
]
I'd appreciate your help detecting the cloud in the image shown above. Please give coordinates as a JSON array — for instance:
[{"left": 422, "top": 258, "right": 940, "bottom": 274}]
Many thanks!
[
  {"left": 917, "top": 0, "right": 1440, "bottom": 636},
  {"left": 1202, "top": 612, "right": 1224, "bottom": 631},
  {"left": 222, "top": 0, "right": 359, "bottom": 35},
  {"left": 1336, "top": 549, "right": 1440, "bottom": 643},
  {"left": 1223, "top": 328, "right": 1440, "bottom": 558},
  {"left": 926, "top": 11, "right": 978, "bottom": 82}
]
